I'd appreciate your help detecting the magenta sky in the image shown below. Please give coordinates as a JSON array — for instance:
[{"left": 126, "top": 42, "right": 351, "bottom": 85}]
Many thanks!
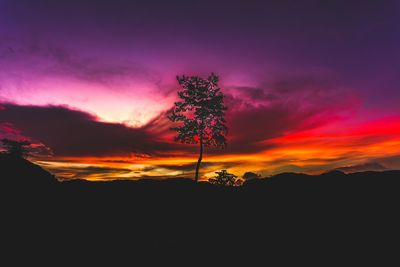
[{"left": 0, "top": 0, "right": 399, "bottom": 179}]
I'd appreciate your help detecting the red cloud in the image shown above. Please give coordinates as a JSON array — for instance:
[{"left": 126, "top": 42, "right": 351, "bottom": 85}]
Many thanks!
[{"left": 220, "top": 78, "right": 360, "bottom": 154}]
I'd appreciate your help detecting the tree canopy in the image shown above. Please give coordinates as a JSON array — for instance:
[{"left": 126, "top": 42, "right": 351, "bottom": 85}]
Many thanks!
[
  {"left": 169, "top": 73, "right": 228, "bottom": 148},
  {"left": 209, "top": 170, "right": 238, "bottom": 186}
]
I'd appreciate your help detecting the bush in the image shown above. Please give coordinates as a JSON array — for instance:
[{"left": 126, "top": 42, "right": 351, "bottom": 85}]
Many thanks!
[{"left": 209, "top": 170, "right": 238, "bottom": 186}]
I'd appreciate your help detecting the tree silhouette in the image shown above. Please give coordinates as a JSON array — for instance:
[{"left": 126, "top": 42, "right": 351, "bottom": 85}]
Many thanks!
[
  {"left": 169, "top": 73, "right": 228, "bottom": 182},
  {"left": 1, "top": 139, "right": 31, "bottom": 158},
  {"left": 209, "top": 170, "right": 237, "bottom": 186}
]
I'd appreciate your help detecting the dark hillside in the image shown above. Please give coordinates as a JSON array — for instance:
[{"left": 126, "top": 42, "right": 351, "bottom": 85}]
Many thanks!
[{"left": 1, "top": 157, "right": 400, "bottom": 264}]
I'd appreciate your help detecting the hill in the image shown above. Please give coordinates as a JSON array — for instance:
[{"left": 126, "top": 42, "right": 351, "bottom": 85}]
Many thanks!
[
  {"left": 1, "top": 157, "right": 400, "bottom": 264},
  {"left": 0, "top": 153, "right": 56, "bottom": 186}
]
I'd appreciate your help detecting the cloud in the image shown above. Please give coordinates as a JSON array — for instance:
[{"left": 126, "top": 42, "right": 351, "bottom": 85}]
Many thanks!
[
  {"left": 0, "top": 103, "right": 176, "bottom": 156},
  {"left": 150, "top": 162, "right": 238, "bottom": 172},
  {"left": 378, "top": 155, "right": 400, "bottom": 170},
  {"left": 0, "top": 39, "right": 174, "bottom": 126},
  {"left": 0, "top": 39, "right": 160, "bottom": 87},
  {"left": 222, "top": 76, "right": 359, "bottom": 154},
  {"left": 0, "top": 116, "right": 53, "bottom": 156},
  {"left": 0, "top": 122, "right": 26, "bottom": 140},
  {"left": 42, "top": 164, "right": 132, "bottom": 180}
]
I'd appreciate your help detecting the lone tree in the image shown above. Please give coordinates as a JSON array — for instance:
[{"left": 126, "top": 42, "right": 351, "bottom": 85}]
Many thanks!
[
  {"left": 169, "top": 73, "right": 228, "bottom": 182},
  {"left": 1, "top": 138, "right": 31, "bottom": 158}
]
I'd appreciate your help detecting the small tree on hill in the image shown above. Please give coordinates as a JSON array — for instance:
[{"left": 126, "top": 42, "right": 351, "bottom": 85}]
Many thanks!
[
  {"left": 168, "top": 73, "right": 228, "bottom": 182},
  {"left": 1, "top": 139, "right": 31, "bottom": 158},
  {"left": 209, "top": 170, "right": 237, "bottom": 186}
]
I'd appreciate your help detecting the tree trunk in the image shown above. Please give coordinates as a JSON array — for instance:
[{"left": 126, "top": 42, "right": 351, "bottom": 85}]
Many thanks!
[{"left": 194, "top": 137, "right": 203, "bottom": 182}]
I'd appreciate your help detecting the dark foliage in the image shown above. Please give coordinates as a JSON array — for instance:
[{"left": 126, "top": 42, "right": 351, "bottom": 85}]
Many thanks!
[
  {"left": 209, "top": 169, "right": 238, "bottom": 186},
  {"left": 169, "top": 73, "right": 228, "bottom": 148}
]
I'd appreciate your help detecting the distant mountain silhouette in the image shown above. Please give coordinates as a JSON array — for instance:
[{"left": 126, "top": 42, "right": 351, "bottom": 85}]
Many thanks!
[
  {"left": 1, "top": 156, "right": 400, "bottom": 264},
  {"left": 334, "top": 162, "right": 387, "bottom": 173}
]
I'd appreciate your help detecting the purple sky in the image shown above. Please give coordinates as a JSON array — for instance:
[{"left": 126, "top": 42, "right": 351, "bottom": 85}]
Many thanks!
[{"left": 1, "top": 1, "right": 399, "bottom": 106}]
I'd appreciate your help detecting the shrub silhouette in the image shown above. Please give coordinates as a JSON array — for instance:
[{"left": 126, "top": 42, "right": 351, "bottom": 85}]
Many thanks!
[
  {"left": 168, "top": 73, "right": 228, "bottom": 182},
  {"left": 1, "top": 138, "right": 31, "bottom": 158},
  {"left": 209, "top": 170, "right": 237, "bottom": 186}
]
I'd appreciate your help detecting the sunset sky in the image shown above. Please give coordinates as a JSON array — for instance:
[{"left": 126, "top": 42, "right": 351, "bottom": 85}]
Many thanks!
[{"left": 0, "top": 0, "right": 399, "bottom": 180}]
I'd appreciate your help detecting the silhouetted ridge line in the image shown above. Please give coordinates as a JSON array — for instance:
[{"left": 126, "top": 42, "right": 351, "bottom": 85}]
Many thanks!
[{"left": 2, "top": 156, "right": 400, "bottom": 263}]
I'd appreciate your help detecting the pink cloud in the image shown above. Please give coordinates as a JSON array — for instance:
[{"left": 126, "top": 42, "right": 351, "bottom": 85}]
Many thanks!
[{"left": 0, "top": 41, "right": 175, "bottom": 126}]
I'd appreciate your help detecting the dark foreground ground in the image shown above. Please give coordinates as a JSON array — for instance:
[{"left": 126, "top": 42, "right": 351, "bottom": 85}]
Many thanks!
[{"left": 1, "top": 154, "right": 400, "bottom": 264}]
